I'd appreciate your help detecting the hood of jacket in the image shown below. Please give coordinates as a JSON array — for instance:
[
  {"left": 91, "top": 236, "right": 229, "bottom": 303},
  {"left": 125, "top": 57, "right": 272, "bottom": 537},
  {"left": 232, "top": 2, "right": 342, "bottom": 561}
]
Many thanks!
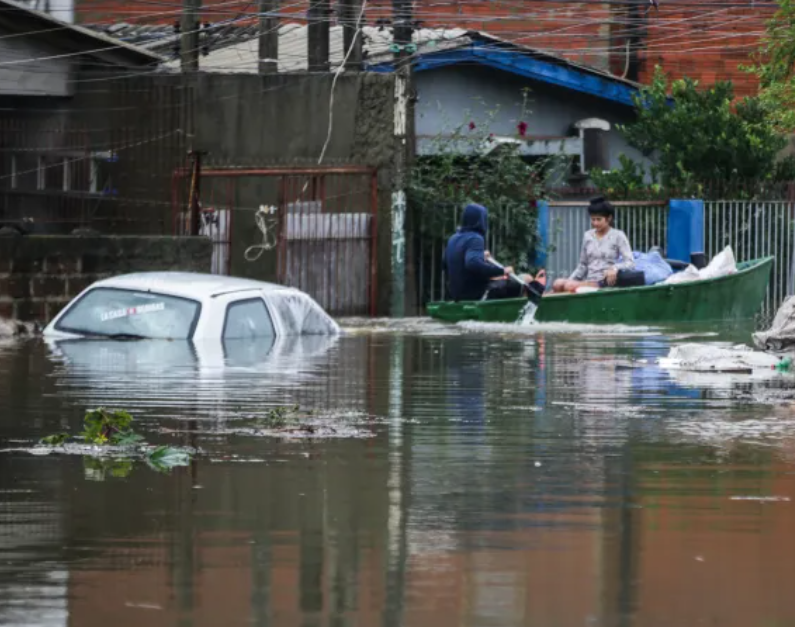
[{"left": 460, "top": 203, "right": 488, "bottom": 236}]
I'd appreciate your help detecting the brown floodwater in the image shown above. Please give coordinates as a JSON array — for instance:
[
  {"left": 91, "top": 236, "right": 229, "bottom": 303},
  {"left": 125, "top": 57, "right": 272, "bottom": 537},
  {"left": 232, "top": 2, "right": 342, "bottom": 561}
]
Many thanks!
[{"left": 2, "top": 318, "right": 795, "bottom": 627}]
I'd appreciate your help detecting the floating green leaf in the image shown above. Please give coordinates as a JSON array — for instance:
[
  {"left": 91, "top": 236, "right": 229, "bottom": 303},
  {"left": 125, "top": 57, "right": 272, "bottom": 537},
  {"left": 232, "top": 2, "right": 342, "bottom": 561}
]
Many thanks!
[
  {"left": 83, "top": 457, "right": 134, "bottom": 482},
  {"left": 39, "top": 433, "right": 69, "bottom": 446},
  {"left": 112, "top": 431, "right": 146, "bottom": 447},
  {"left": 38, "top": 408, "right": 194, "bottom": 480},
  {"left": 145, "top": 446, "right": 192, "bottom": 473}
]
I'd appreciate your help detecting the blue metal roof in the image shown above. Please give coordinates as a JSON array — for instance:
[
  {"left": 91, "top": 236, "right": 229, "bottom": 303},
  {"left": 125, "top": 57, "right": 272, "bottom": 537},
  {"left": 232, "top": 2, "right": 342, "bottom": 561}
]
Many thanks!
[{"left": 369, "top": 41, "right": 640, "bottom": 107}]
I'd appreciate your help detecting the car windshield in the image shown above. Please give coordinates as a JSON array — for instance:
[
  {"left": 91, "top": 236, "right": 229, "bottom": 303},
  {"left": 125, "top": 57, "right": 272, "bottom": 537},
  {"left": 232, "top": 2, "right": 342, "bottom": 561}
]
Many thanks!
[{"left": 55, "top": 288, "right": 201, "bottom": 339}]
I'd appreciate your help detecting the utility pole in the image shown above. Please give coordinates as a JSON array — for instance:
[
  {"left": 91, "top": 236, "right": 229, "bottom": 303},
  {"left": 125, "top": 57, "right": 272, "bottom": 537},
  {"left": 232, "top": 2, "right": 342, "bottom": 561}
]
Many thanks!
[
  {"left": 258, "top": 0, "right": 279, "bottom": 74},
  {"left": 187, "top": 149, "right": 206, "bottom": 236},
  {"left": 340, "top": 0, "right": 363, "bottom": 70},
  {"left": 307, "top": 0, "right": 330, "bottom": 72},
  {"left": 390, "top": 0, "right": 412, "bottom": 316},
  {"left": 180, "top": 0, "right": 201, "bottom": 72}
]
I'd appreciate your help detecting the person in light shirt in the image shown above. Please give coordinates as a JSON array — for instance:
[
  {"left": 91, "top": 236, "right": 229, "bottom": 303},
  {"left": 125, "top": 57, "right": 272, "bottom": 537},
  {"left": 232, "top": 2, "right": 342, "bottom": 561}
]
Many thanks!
[{"left": 552, "top": 196, "right": 635, "bottom": 293}]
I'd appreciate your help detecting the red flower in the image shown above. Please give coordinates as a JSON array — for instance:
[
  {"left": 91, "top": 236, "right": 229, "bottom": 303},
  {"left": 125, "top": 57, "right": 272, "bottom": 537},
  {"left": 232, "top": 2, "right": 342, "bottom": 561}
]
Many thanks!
[
  {"left": 468, "top": 121, "right": 476, "bottom": 130},
  {"left": 517, "top": 121, "right": 528, "bottom": 137}
]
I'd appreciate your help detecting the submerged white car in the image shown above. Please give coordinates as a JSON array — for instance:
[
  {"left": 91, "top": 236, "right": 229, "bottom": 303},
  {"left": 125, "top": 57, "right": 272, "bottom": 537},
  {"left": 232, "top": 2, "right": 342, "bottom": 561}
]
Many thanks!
[{"left": 42, "top": 272, "right": 341, "bottom": 340}]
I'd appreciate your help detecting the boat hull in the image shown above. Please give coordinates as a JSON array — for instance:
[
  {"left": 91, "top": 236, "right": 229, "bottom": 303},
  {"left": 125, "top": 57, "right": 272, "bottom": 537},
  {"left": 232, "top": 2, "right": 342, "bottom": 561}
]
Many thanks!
[{"left": 426, "top": 257, "right": 775, "bottom": 325}]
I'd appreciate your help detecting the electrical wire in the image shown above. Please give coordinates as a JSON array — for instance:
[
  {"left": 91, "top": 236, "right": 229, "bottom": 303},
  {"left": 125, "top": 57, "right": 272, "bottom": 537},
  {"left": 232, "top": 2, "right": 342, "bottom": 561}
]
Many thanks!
[
  {"left": 245, "top": 0, "right": 369, "bottom": 258},
  {"left": 0, "top": 1, "right": 779, "bottom": 157},
  {"left": 308, "top": 0, "right": 368, "bottom": 171}
]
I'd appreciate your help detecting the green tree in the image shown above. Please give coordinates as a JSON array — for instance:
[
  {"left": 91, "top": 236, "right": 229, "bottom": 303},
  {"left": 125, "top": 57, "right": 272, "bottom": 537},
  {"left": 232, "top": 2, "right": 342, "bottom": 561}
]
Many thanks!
[
  {"left": 606, "top": 67, "right": 786, "bottom": 195},
  {"left": 409, "top": 98, "right": 564, "bottom": 270},
  {"left": 748, "top": 0, "right": 795, "bottom": 131}
]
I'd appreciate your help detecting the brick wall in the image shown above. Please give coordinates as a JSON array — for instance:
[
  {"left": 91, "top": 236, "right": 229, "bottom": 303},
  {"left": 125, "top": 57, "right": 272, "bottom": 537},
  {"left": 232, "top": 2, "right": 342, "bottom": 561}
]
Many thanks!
[
  {"left": 0, "top": 235, "right": 212, "bottom": 324},
  {"left": 636, "top": 4, "right": 775, "bottom": 98}
]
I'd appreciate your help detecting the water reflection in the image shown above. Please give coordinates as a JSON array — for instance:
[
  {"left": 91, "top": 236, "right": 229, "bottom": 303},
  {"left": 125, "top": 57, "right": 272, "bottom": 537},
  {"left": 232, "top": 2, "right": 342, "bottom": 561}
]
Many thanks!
[
  {"left": 2, "top": 328, "right": 795, "bottom": 626},
  {"left": 41, "top": 334, "right": 342, "bottom": 423}
]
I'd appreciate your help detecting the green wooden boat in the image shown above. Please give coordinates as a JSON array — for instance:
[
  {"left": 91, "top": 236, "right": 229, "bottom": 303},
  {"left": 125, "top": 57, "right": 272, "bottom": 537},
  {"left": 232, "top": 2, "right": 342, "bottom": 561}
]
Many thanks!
[{"left": 426, "top": 256, "right": 775, "bottom": 325}]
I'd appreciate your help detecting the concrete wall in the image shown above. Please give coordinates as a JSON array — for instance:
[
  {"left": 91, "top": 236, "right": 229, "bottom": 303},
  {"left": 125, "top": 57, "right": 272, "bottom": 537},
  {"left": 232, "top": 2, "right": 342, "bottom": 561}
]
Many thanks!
[
  {"left": 0, "top": 235, "right": 212, "bottom": 323},
  {"left": 414, "top": 65, "right": 652, "bottom": 182}
]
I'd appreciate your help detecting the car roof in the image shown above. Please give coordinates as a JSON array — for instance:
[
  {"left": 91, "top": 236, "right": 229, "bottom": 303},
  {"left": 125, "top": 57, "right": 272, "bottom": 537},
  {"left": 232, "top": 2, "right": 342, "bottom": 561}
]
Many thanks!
[{"left": 90, "top": 272, "right": 296, "bottom": 300}]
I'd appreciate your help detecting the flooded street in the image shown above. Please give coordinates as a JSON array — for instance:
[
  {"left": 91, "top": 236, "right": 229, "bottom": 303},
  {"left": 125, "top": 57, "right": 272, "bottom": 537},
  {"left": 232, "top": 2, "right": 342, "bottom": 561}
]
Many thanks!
[{"left": 3, "top": 320, "right": 795, "bottom": 627}]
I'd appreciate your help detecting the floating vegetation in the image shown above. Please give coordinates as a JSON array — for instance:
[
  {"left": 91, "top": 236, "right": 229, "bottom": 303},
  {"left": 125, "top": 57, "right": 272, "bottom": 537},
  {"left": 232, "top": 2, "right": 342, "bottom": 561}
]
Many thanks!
[
  {"left": 3, "top": 406, "right": 373, "bottom": 479},
  {"left": 30, "top": 408, "right": 194, "bottom": 480},
  {"left": 159, "top": 406, "right": 376, "bottom": 440},
  {"left": 257, "top": 405, "right": 303, "bottom": 428}
]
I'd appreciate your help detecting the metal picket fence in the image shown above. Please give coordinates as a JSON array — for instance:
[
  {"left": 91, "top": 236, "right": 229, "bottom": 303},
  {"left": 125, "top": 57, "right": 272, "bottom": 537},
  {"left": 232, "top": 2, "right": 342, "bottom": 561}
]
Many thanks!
[
  {"left": 546, "top": 201, "right": 668, "bottom": 283},
  {"left": 415, "top": 199, "right": 795, "bottom": 323},
  {"left": 704, "top": 201, "right": 795, "bottom": 321},
  {"left": 416, "top": 202, "right": 520, "bottom": 304}
]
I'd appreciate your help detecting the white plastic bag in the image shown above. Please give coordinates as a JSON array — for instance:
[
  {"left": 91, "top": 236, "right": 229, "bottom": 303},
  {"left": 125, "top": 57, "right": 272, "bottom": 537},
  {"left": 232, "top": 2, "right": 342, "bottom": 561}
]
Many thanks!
[
  {"left": 753, "top": 295, "right": 795, "bottom": 352},
  {"left": 662, "top": 246, "right": 738, "bottom": 285},
  {"left": 698, "top": 246, "right": 737, "bottom": 280},
  {"left": 664, "top": 264, "right": 700, "bottom": 284}
]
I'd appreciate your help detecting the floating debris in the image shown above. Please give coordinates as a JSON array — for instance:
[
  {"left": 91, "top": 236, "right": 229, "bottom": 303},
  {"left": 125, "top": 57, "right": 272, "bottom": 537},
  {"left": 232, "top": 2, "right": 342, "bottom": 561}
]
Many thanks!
[
  {"left": 2, "top": 408, "right": 194, "bottom": 480},
  {"left": 670, "top": 416, "right": 795, "bottom": 448},
  {"left": 159, "top": 406, "right": 376, "bottom": 440},
  {"left": 660, "top": 343, "right": 786, "bottom": 373},
  {"left": 0, "top": 318, "right": 38, "bottom": 338}
]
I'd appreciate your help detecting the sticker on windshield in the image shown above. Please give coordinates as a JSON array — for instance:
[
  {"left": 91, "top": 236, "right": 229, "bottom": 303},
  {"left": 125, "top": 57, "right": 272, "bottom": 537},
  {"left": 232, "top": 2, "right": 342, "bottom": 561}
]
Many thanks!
[{"left": 100, "top": 302, "right": 165, "bottom": 322}]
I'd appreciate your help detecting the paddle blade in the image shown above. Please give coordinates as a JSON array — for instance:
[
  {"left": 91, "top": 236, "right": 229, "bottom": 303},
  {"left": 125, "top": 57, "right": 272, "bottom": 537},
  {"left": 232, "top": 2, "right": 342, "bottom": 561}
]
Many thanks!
[{"left": 525, "top": 281, "right": 544, "bottom": 306}]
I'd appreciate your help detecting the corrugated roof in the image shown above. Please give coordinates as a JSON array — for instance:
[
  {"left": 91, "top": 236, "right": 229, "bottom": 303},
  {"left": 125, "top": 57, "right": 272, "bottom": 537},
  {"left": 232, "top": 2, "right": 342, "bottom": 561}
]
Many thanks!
[
  {"left": 0, "top": 0, "right": 161, "bottom": 65},
  {"left": 93, "top": 22, "right": 469, "bottom": 72},
  {"left": 168, "top": 24, "right": 471, "bottom": 72},
  {"left": 88, "top": 21, "right": 639, "bottom": 90}
]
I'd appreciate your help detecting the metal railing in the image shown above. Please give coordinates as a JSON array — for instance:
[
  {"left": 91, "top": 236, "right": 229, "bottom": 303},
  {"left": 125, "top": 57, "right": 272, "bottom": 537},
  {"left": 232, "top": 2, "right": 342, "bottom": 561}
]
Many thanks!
[
  {"left": 546, "top": 201, "right": 668, "bottom": 283},
  {"left": 705, "top": 200, "right": 795, "bottom": 321},
  {"left": 415, "top": 199, "right": 795, "bottom": 324},
  {"left": 416, "top": 202, "right": 519, "bottom": 305}
]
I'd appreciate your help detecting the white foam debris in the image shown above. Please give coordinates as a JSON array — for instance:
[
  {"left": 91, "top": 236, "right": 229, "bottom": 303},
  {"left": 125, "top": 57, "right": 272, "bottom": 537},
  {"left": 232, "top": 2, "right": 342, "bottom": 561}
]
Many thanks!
[
  {"left": 660, "top": 343, "right": 783, "bottom": 372},
  {"left": 670, "top": 416, "right": 795, "bottom": 447},
  {"left": 337, "top": 317, "right": 661, "bottom": 337},
  {"left": 0, "top": 318, "right": 36, "bottom": 337}
]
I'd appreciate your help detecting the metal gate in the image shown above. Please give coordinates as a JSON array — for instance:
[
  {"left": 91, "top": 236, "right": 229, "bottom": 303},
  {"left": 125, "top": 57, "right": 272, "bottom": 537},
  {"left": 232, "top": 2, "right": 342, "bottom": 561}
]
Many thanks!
[{"left": 173, "top": 166, "right": 378, "bottom": 317}]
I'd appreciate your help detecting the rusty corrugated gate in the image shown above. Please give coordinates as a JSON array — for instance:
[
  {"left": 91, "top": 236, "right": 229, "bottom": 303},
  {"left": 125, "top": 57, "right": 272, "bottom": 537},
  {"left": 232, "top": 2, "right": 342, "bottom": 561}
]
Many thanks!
[{"left": 173, "top": 166, "right": 378, "bottom": 317}]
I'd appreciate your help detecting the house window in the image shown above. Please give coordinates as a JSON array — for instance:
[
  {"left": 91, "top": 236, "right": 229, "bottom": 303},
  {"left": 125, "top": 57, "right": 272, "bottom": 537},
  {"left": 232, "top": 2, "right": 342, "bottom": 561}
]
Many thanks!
[
  {"left": 574, "top": 118, "right": 611, "bottom": 174},
  {"left": 34, "top": 151, "right": 115, "bottom": 194},
  {"left": 583, "top": 128, "right": 609, "bottom": 172},
  {"left": 37, "top": 155, "right": 68, "bottom": 191},
  {"left": 5, "top": 154, "right": 38, "bottom": 191},
  {"left": 1, "top": 148, "right": 115, "bottom": 195}
]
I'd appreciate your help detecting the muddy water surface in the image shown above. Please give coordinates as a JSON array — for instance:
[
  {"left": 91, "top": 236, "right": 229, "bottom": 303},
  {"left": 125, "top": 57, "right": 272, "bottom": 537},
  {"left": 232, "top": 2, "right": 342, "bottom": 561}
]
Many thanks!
[{"left": 2, "top": 320, "right": 795, "bottom": 627}]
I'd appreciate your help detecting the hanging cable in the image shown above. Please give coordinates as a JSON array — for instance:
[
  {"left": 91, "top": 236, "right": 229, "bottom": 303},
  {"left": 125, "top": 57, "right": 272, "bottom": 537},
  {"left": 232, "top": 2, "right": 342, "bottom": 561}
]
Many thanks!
[{"left": 244, "top": 204, "right": 280, "bottom": 261}]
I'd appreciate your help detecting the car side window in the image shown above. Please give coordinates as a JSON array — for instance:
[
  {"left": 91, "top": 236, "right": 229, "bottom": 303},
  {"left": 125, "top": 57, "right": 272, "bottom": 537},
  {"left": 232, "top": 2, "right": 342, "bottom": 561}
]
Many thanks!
[{"left": 223, "top": 298, "right": 275, "bottom": 339}]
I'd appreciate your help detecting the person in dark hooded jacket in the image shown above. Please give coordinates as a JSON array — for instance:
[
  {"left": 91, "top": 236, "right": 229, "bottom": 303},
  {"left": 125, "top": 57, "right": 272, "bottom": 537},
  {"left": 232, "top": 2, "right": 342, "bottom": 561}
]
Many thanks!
[{"left": 443, "top": 203, "right": 514, "bottom": 301}]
